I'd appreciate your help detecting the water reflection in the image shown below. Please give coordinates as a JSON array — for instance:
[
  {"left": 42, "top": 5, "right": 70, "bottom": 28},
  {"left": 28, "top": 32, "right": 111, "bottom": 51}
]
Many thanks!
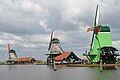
[
  {"left": 0, "top": 65, "right": 119, "bottom": 80},
  {"left": 8, "top": 65, "right": 18, "bottom": 71},
  {"left": 91, "top": 67, "right": 118, "bottom": 80}
]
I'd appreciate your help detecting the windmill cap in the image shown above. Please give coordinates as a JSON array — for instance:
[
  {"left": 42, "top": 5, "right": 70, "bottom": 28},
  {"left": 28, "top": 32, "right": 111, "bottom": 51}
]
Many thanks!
[
  {"left": 52, "top": 38, "right": 60, "bottom": 43},
  {"left": 96, "top": 25, "right": 110, "bottom": 32}
]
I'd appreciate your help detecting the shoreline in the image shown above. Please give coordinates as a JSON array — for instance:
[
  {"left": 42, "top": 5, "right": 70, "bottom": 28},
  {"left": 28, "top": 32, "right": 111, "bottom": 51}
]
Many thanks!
[{"left": 1, "top": 63, "right": 120, "bottom": 67}]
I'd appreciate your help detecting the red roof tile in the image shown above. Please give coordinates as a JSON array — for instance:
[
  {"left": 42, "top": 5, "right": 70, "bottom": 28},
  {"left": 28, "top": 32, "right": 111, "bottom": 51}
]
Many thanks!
[
  {"left": 16, "top": 57, "right": 32, "bottom": 62},
  {"left": 55, "top": 52, "right": 71, "bottom": 61}
]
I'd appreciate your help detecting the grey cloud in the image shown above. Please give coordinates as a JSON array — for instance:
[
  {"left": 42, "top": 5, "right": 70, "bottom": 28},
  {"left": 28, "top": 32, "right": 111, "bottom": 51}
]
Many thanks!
[{"left": 0, "top": 0, "right": 119, "bottom": 34}]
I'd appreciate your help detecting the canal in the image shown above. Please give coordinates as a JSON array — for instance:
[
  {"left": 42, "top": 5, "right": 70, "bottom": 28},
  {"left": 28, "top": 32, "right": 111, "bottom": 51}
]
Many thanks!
[{"left": 0, "top": 65, "right": 120, "bottom": 80}]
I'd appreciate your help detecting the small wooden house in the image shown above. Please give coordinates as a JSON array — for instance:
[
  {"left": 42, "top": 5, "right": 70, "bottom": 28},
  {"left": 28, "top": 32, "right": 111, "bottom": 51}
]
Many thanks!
[{"left": 55, "top": 51, "right": 80, "bottom": 64}]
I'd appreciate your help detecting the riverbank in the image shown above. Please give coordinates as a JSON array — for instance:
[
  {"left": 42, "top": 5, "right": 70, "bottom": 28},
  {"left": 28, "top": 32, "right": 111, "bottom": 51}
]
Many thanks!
[{"left": 1, "top": 62, "right": 120, "bottom": 68}]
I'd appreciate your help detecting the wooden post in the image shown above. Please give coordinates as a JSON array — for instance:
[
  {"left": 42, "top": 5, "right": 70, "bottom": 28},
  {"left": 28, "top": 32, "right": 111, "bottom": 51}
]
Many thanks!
[
  {"left": 115, "top": 62, "right": 117, "bottom": 69},
  {"left": 100, "top": 59, "right": 103, "bottom": 72},
  {"left": 53, "top": 59, "right": 57, "bottom": 71},
  {"left": 61, "top": 60, "right": 63, "bottom": 65}
]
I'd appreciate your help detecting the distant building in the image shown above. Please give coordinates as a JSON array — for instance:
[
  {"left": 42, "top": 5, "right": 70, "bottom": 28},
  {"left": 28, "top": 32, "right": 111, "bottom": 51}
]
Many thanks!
[
  {"left": 6, "top": 43, "right": 35, "bottom": 64},
  {"left": 15, "top": 57, "right": 35, "bottom": 64}
]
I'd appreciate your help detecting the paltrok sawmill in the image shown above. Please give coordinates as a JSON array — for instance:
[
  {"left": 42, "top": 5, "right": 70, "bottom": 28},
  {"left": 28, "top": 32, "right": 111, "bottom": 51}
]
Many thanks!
[{"left": 84, "top": 5, "right": 119, "bottom": 70}]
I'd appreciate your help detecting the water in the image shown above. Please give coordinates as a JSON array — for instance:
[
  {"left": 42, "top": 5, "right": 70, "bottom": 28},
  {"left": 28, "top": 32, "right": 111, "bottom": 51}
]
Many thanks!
[{"left": 0, "top": 65, "right": 120, "bottom": 80}]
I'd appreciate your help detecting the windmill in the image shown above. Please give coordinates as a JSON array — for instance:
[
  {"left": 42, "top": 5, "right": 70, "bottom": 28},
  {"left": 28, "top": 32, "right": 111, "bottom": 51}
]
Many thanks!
[
  {"left": 7, "top": 43, "right": 17, "bottom": 60},
  {"left": 48, "top": 31, "right": 63, "bottom": 54},
  {"left": 46, "top": 31, "right": 64, "bottom": 64},
  {"left": 84, "top": 5, "right": 119, "bottom": 65}
]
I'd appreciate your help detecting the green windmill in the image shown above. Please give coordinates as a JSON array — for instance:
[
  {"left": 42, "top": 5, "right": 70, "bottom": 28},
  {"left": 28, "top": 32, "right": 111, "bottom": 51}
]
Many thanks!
[{"left": 85, "top": 5, "right": 119, "bottom": 64}]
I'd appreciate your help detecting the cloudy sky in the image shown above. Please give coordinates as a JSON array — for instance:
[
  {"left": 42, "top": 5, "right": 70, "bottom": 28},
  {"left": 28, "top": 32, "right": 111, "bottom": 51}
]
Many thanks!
[{"left": 0, "top": 0, "right": 120, "bottom": 61}]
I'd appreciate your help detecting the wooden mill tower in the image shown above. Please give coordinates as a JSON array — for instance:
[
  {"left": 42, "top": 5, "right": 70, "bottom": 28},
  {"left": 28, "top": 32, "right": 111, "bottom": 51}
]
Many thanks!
[
  {"left": 6, "top": 43, "right": 18, "bottom": 64},
  {"left": 46, "top": 31, "right": 64, "bottom": 64}
]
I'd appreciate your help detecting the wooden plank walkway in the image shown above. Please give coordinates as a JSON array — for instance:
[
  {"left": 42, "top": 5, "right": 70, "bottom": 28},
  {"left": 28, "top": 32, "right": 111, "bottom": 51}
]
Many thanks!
[{"left": 66, "top": 64, "right": 120, "bottom": 67}]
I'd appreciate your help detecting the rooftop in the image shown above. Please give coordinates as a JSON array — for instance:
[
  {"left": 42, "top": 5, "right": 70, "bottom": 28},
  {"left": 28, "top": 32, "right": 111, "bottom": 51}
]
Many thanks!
[{"left": 55, "top": 51, "right": 71, "bottom": 61}]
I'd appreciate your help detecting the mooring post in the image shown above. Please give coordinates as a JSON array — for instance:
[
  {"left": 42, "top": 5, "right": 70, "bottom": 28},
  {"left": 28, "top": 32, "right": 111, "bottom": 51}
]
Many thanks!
[
  {"left": 100, "top": 59, "right": 103, "bottom": 72},
  {"left": 115, "top": 62, "right": 117, "bottom": 69},
  {"left": 53, "top": 59, "right": 57, "bottom": 71}
]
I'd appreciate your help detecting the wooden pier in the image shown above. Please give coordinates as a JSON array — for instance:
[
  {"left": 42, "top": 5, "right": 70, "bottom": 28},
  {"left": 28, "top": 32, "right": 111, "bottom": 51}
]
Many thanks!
[{"left": 66, "top": 63, "right": 120, "bottom": 67}]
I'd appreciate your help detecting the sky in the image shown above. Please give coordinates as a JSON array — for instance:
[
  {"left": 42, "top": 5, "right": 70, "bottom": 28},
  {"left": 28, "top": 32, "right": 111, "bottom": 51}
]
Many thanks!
[{"left": 0, "top": 0, "right": 120, "bottom": 61}]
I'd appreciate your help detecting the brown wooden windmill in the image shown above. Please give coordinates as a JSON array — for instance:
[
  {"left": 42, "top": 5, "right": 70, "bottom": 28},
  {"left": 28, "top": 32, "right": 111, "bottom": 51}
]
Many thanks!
[{"left": 46, "top": 31, "right": 64, "bottom": 64}]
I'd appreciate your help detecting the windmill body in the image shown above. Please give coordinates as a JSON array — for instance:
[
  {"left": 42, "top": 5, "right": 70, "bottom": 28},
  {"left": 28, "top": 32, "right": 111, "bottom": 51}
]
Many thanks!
[
  {"left": 89, "top": 25, "right": 113, "bottom": 63},
  {"left": 50, "top": 38, "right": 63, "bottom": 54},
  {"left": 6, "top": 43, "right": 18, "bottom": 64},
  {"left": 46, "top": 31, "right": 63, "bottom": 65},
  {"left": 9, "top": 49, "right": 17, "bottom": 60}
]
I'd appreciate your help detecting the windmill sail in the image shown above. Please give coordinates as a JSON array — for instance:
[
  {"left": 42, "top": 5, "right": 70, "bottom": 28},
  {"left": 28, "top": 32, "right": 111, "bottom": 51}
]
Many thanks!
[
  {"left": 48, "top": 31, "right": 53, "bottom": 51},
  {"left": 94, "top": 5, "right": 99, "bottom": 27},
  {"left": 7, "top": 43, "right": 13, "bottom": 52},
  {"left": 90, "top": 5, "right": 100, "bottom": 52}
]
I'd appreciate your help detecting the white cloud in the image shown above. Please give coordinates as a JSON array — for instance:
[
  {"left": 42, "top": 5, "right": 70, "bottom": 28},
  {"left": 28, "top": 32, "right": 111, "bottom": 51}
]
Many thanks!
[
  {"left": 0, "top": 32, "right": 52, "bottom": 51},
  {"left": 18, "top": 0, "right": 49, "bottom": 16},
  {"left": 60, "top": 0, "right": 97, "bottom": 24},
  {"left": 39, "top": 19, "right": 51, "bottom": 32},
  {"left": 112, "top": 40, "right": 120, "bottom": 50}
]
